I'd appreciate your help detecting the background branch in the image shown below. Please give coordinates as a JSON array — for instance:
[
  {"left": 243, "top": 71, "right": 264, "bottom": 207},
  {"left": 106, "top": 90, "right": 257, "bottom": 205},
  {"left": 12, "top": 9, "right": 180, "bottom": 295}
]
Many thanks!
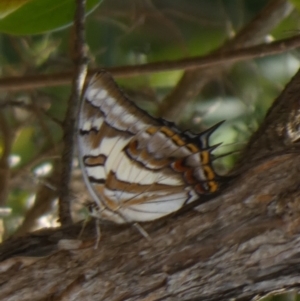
[
  {"left": 0, "top": 34, "right": 298, "bottom": 92},
  {"left": 157, "top": 0, "right": 294, "bottom": 119},
  {"left": 0, "top": 112, "right": 13, "bottom": 207}
]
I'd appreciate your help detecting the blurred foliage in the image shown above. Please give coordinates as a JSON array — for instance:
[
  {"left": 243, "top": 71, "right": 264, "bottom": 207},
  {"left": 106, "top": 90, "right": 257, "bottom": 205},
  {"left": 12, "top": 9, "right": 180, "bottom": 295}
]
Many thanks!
[
  {"left": 0, "top": 0, "right": 32, "bottom": 19},
  {"left": 0, "top": 2, "right": 299, "bottom": 299},
  {"left": 0, "top": 0, "right": 102, "bottom": 35},
  {"left": 290, "top": 0, "right": 300, "bottom": 13}
]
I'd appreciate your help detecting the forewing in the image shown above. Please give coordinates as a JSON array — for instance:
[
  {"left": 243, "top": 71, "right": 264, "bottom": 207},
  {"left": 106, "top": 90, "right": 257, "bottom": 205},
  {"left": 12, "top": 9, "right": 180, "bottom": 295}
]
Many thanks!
[{"left": 78, "top": 71, "right": 220, "bottom": 223}]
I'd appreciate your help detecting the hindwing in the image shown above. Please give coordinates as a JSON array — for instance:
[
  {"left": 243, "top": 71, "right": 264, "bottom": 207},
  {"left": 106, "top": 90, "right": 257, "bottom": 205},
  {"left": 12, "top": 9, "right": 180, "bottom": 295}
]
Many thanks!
[{"left": 78, "top": 70, "right": 221, "bottom": 223}]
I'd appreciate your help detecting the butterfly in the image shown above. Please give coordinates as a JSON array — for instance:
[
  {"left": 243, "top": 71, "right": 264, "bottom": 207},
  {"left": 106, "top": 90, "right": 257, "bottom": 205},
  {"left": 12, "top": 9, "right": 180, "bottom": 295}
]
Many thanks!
[{"left": 78, "top": 70, "right": 222, "bottom": 224}]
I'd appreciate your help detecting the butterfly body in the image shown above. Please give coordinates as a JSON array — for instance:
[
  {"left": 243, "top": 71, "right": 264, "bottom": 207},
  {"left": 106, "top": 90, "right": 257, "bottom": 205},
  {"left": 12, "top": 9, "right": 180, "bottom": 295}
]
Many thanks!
[{"left": 78, "top": 71, "right": 221, "bottom": 224}]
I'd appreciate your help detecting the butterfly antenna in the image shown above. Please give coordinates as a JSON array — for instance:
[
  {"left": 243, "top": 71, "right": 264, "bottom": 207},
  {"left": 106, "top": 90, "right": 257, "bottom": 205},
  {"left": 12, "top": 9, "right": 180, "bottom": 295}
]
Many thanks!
[{"left": 78, "top": 216, "right": 89, "bottom": 240}]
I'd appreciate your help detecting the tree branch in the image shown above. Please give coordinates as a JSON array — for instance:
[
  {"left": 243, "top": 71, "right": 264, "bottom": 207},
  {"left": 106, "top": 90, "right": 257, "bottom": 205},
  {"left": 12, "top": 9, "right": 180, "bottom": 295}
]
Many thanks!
[{"left": 0, "top": 67, "right": 300, "bottom": 301}]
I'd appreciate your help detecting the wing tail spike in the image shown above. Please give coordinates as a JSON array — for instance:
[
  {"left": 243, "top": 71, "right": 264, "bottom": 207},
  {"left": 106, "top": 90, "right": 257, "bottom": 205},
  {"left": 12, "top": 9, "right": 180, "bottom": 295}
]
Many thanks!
[
  {"left": 195, "top": 120, "right": 225, "bottom": 148},
  {"left": 208, "top": 142, "right": 223, "bottom": 152},
  {"left": 201, "top": 120, "right": 225, "bottom": 138}
]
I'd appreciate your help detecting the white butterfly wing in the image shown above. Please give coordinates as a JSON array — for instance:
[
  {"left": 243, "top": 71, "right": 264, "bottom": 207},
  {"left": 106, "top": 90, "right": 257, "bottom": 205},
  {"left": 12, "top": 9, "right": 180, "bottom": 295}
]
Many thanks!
[{"left": 78, "top": 71, "right": 220, "bottom": 223}]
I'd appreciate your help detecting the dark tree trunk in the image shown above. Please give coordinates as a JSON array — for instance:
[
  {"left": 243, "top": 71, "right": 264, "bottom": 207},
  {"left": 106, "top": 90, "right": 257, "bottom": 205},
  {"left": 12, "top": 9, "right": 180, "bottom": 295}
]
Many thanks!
[{"left": 0, "top": 69, "right": 300, "bottom": 301}]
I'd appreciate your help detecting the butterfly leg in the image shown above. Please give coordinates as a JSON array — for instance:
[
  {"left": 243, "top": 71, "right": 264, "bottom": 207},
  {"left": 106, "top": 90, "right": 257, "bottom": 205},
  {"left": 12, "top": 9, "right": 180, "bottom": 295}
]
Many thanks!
[
  {"left": 133, "top": 222, "right": 152, "bottom": 242},
  {"left": 111, "top": 209, "right": 152, "bottom": 241},
  {"left": 78, "top": 215, "right": 89, "bottom": 239},
  {"left": 94, "top": 218, "right": 101, "bottom": 249}
]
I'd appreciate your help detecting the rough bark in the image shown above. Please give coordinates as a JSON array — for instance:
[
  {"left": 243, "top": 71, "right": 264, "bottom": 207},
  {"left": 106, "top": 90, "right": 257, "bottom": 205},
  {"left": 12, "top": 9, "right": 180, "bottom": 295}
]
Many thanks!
[{"left": 0, "top": 69, "right": 300, "bottom": 301}]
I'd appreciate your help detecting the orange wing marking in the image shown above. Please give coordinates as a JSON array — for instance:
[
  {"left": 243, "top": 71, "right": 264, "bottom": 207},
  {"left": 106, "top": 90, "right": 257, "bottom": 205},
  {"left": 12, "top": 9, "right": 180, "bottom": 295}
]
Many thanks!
[{"left": 200, "top": 151, "right": 210, "bottom": 165}]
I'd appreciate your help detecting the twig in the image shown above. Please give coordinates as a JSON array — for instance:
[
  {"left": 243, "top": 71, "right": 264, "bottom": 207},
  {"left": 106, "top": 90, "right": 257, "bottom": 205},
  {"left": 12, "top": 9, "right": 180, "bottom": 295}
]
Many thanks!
[
  {"left": 14, "top": 161, "right": 61, "bottom": 236},
  {"left": 10, "top": 143, "right": 61, "bottom": 187},
  {"left": 0, "top": 34, "right": 299, "bottom": 92},
  {"left": 0, "top": 112, "right": 13, "bottom": 207},
  {"left": 58, "top": 0, "right": 88, "bottom": 226},
  {"left": 31, "top": 92, "right": 58, "bottom": 154},
  {"left": 227, "top": 0, "right": 293, "bottom": 47}
]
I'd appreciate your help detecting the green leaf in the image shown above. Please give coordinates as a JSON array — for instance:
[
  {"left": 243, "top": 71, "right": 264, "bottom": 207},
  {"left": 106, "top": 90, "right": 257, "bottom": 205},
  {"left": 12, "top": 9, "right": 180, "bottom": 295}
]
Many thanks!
[
  {"left": 0, "top": 0, "right": 102, "bottom": 35},
  {"left": 0, "top": 0, "right": 32, "bottom": 19}
]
